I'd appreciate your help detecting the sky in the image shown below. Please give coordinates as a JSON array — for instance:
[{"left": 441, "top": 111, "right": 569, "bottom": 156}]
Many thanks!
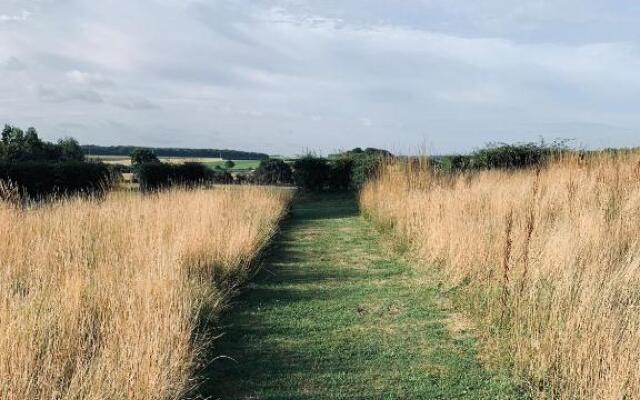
[{"left": 1, "top": 0, "right": 640, "bottom": 155}]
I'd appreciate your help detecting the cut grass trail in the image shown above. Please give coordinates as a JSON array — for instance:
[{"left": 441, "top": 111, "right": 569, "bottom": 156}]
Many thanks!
[{"left": 197, "top": 193, "right": 525, "bottom": 399}]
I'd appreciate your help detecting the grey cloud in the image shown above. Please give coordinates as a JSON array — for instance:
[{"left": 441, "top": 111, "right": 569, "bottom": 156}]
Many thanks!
[
  {"left": 2, "top": 0, "right": 640, "bottom": 154},
  {"left": 66, "top": 70, "right": 115, "bottom": 87},
  {"left": 38, "top": 85, "right": 104, "bottom": 103},
  {"left": 2, "top": 56, "right": 26, "bottom": 71},
  {"left": 110, "top": 96, "right": 159, "bottom": 110}
]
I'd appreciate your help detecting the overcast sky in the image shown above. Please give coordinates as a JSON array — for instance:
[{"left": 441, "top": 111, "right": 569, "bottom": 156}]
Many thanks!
[{"left": 1, "top": 1, "right": 639, "bottom": 155}]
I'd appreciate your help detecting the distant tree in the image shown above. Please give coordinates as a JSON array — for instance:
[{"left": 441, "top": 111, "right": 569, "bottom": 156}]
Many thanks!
[
  {"left": 1, "top": 125, "right": 11, "bottom": 144},
  {"left": 81, "top": 145, "right": 269, "bottom": 160},
  {"left": 58, "top": 137, "right": 85, "bottom": 161},
  {"left": 130, "top": 149, "right": 159, "bottom": 166},
  {"left": 224, "top": 160, "right": 236, "bottom": 169},
  {"left": 24, "top": 127, "right": 45, "bottom": 160},
  {"left": 1, "top": 125, "right": 25, "bottom": 161},
  {"left": 253, "top": 159, "right": 293, "bottom": 185},
  {"left": 0, "top": 124, "right": 86, "bottom": 162}
]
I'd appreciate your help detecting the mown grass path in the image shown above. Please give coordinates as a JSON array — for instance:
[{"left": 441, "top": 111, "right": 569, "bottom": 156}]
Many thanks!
[{"left": 198, "top": 194, "right": 523, "bottom": 399}]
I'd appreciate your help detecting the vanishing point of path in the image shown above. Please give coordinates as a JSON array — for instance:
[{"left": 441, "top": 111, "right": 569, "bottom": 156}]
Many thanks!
[{"left": 198, "top": 194, "right": 524, "bottom": 399}]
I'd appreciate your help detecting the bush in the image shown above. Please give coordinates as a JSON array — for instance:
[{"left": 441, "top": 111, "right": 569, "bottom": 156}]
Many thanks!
[
  {"left": 253, "top": 159, "right": 293, "bottom": 185},
  {"left": 172, "top": 162, "right": 210, "bottom": 186},
  {"left": 327, "top": 157, "right": 354, "bottom": 191},
  {"left": 471, "top": 142, "right": 548, "bottom": 170},
  {"left": 433, "top": 141, "right": 571, "bottom": 173},
  {"left": 293, "top": 155, "right": 331, "bottom": 191},
  {"left": 137, "top": 162, "right": 232, "bottom": 192},
  {"left": 210, "top": 169, "right": 233, "bottom": 184},
  {"left": 137, "top": 162, "right": 173, "bottom": 192},
  {"left": 0, "top": 161, "right": 111, "bottom": 199},
  {"left": 130, "top": 149, "right": 159, "bottom": 166},
  {"left": 350, "top": 155, "right": 384, "bottom": 190},
  {"left": 436, "top": 154, "right": 473, "bottom": 173}
]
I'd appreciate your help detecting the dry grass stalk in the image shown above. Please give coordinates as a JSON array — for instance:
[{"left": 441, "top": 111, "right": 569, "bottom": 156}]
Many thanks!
[
  {"left": 361, "top": 152, "right": 640, "bottom": 399},
  {"left": 0, "top": 186, "right": 290, "bottom": 400}
]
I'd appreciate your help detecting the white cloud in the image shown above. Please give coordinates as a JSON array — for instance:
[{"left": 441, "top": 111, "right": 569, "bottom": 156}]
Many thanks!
[
  {"left": 0, "top": 10, "right": 31, "bottom": 23},
  {"left": 1, "top": 1, "right": 640, "bottom": 153},
  {"left": 66, "top": 70, "right": 115, "bottom": 87}
]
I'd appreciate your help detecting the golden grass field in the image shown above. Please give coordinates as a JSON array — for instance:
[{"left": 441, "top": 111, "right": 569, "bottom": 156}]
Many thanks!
[
  {"left": 0, "top": 187, "right": 290, "bottom": 400},
  {"left": 361, "top": 153, "right": 640, "bottom": 399}
]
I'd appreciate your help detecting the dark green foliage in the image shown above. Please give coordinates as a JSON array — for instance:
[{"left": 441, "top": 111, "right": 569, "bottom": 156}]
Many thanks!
[
  {"left": 0, "top": 124, "right": 85, "bottom": 162},
  {"left": 130, "top": 148, "right": 159, "bottom": 166},
  {"left": 137, "top": 162, "right": 173, "bottom": 192},
  {"left": 108, "top": 163, "right": 133, "bottom": 174},
  {"left": 57, "top": 137, "right": 85, "bottom": 161},
  {"left": 434, "top": 141, "right": 570, "bottom": 173},
  {"left": 327, "top": 157, "right": 354, "bottom": 191},
  {"left": 82, "top": 145, "right": 269, "bottom": 160},
  {"left": 0, "top": 161, "right": 111, "bottom": 199},
  {"left": 292, "top": 155, "right": 331, "bottom": 191},
  {"left": 253, "top": 159, "right": 293, "bottom": 185},
  {"left": 291, "top": 149, "right": 391, "bottom": 192},
  {"left": 137, "top": 162, "right": 232, "bottom": 192},
  {"left": 437, "top": 154, "right": 473, "bottom": 173},
  {"left": 329, "top": 147, "right": 392, "bottom": 159},
  {"left": 223, "top": 160, "right": 235, "bottom": 169},
  {"left": 234, "top": 173, "right": 250, "bottom": 185},
  {"left": 173, "top": 162, "right": 211, "bottom": 186},
  {"left": 349, "top": 154, "right": 384, "bottom": 190},
  {"left": 211, "top": 170, "right": 233, "bottom": 184},
  {"left": 471, "top": 142, "right": 549, "bottom": 170}
]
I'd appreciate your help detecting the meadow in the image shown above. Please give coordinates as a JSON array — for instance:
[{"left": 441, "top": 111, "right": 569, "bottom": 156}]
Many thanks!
[
  {"left": 361, "top": 152, "right": 640, "bottom": 399},
  {"left": 0, "top": 186, "right": 290, "bottom": 400}
]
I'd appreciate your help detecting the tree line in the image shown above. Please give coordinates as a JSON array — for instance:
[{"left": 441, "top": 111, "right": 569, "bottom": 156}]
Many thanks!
[
  {"left": 1, "top": 125, "right": 85, "bottom": 162},
  {"left": 82, "top": 145, "right": 269, "bottom": 160},
  {"left": 0, "top": 124, "right": 111, "bottom": 200}
]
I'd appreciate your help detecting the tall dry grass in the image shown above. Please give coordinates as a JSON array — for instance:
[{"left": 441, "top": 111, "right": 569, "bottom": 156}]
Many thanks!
[
  {"left": 0, "top": 186, "right": 290, "bottom": 400},
  {"left": 361, "top": 153, "right": 640, "bottom": 399}
]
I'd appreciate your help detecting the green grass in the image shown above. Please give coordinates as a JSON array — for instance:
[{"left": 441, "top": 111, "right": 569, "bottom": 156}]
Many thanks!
[
  {"left": 205, "top": 159, "right": 261, "bottom": 171},
  {"left": 196, "top": 193, "right": 525, "bottom": 399}
]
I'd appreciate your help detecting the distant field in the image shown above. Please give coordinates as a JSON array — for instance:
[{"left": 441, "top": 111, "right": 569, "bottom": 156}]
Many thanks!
[
  {"left": 89, "top": 155, "right": 223, "bottom": 166},
  {"left": 204, "top": 159, "right": 261, "bottom": 170},
  {"left": 89, "top": 155, "right": 260, "bottom": 170}
]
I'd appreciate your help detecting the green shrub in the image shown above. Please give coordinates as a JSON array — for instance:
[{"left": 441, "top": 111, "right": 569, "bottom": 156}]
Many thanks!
[
  {"left": 253, "top": 159, "right": 293, "bottom": 185},
  {"left": 327, "top": 157, "right": 354, "bottom": 191},
  {"left": 293, "top": 155, "right": 330, "bottom": 191},
  {"left": 437, "top": 154, "right": 473, "bottom": 172},
  {"left": 434, "top": 141, "right": 570, "bottom": 173},
  {"left": 350, "top": 155, "right": 384, "bottom": 190},
  {"left": 0, "top": 161, "right": 111, "bottom": 199},
  {"left": 137, "top": 162, "right": 231, "bottom": 192},
  {"left": 471, "top": 142, "right": 548, "bottom": 170},
  {"left": 137, "top": 162, "right": 173, "bottom": 192},
  {"left": 130, "top": 149, "right": 159, "bottom": 166}
]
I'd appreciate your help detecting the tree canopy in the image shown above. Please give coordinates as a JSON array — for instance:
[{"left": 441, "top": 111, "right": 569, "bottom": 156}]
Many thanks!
[{"left": 0, "top": 124, "right": 85, "bottom": 162}]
